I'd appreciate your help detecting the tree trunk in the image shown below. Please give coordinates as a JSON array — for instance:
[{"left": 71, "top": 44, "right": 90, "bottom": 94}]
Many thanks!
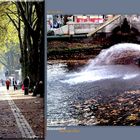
[{"left": 15, "top": 2, "right": 44, "bottom": 96}]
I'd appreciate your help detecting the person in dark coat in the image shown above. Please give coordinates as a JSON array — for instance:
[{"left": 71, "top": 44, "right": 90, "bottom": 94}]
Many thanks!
[
  {"left": 32, "top": 81, "right": 43, "bottom": 97},
  {"left": 13, "top": 78, "right": 17, "bottom": 91},
  {"left": 23, "top": 76, "right": 30, "bottom": 95}
]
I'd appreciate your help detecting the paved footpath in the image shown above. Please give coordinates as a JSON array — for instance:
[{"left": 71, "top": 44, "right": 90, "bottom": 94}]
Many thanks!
[{"left": 0, "top": 86, "right": 39, "bottom": 139}]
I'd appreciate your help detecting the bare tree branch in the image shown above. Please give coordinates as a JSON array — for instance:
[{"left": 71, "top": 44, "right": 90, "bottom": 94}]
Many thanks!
[
  {"left": 15, "top": 2, "right": 34, "bottom": 36},
  {"left": 6, "top": 13, "right": 18, "bottom": 31}
]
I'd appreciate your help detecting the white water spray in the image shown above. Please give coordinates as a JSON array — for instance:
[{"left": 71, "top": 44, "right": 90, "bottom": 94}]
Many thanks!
[
  {"left": 62, "top": 43, "right": 140, "bottom": 85},
  {"left": 85, "top": 43, "right": 140, "bottom": 71}
]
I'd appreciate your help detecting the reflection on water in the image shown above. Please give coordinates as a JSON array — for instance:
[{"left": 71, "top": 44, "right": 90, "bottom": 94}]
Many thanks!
[
  {"left": 47, "top": 62, "right": 140, "bottom": 126},
  {"left": 47, "top": 43, "right": 140, "bottom": 126},
  {"left": 47, "top": 63, "right": 75, "bottom": 126}
]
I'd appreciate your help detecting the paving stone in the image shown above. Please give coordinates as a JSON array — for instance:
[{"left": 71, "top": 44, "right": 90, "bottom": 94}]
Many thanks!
[{"left": 0, "top": 87, "right": 44, "bottom": 138}]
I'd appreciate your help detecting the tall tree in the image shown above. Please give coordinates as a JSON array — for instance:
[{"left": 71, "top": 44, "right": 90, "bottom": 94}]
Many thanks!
[
  {"left": 15, "top": 2, "right": 44, "bottom": 91},
  {"left": 0, "top": 2, "right": 20, "bottom": 75},
  {"left": 0, "top": 1, "right": 44, "bottom": 96}
]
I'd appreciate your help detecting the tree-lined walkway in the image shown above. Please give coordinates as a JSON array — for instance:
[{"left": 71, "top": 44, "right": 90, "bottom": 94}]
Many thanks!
[
  {"left": 0, "top": 1, "right": 44, "bottom": 96},
  {"left": 0, "top": 87, "right": 44, "bottom": 139}
]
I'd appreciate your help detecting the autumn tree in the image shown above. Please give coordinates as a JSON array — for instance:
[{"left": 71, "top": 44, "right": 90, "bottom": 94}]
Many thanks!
[
  {"left": 15, "top": 2, "right": 44, "bottom": 88},
  {"left": 15, "top": 2, "right": 44, "bottom": 97},
  {"left": 0, "top": 1, "right": 44, "bottom": 96},
  {"left": 0, "top": 2, "right": 20, "bottom": 76}
]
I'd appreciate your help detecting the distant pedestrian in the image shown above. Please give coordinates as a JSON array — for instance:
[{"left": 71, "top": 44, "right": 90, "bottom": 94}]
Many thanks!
[
  {"left": 13, "top": 78, "right": 17, "bottom": 91},
  {"left": 23, "top": 76, "right": 30, "bottom": 95},
  {"left": 32, "top": 81, "right": 44, "bottom": 97},
  {"left": 6, "top": 79, "right": 10, "bottom": 90}
]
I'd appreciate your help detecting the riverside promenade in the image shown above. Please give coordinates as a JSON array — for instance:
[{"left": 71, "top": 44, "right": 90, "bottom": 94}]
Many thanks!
[{"left": 0, "top": 86, "right": 44, "bottom": 139}]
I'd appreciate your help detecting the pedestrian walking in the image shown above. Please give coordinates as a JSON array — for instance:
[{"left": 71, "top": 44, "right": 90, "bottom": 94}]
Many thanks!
[
  {"left": 13, "top": 78, "right": 17, "bottom": 91},
  {"left": 23, "top": 76, "right": 30, "bottom": 95},
  {"left": 6, "top": 79, "right": 10, "bottom": 90}
]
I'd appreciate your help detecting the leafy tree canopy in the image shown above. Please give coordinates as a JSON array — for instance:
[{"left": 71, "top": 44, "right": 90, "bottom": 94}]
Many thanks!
[
  {"left": 0, "top": 2, "right": 20, "bottom": 70},
  {"left": 0, "top": 2, "right": 19, "bottom": 51}
]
